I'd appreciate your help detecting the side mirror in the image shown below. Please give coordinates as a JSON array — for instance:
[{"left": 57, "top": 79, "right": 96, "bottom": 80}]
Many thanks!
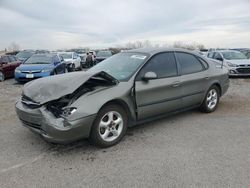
[
  {"left": 216, "top": 57, "right": 223, "bottom": 61},
  {"left": 142, "top": 72, "right": 158, "bottom": 81}
]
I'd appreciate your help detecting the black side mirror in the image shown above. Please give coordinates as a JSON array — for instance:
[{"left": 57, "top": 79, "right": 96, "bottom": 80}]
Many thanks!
[
  {"left": 142, "top": 72, "right": 158, "bottom": 81},
  {"left": 216, "top": 57, "right": 223, "bottom": 61}
]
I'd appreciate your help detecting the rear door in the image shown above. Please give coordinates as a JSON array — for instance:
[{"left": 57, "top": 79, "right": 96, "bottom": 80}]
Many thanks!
[
  {"left": 175, "top": 52, "right": 210, "bottom": 108},
  {"left": 135, "top": 52, "right": 182, "bottom": 120}
]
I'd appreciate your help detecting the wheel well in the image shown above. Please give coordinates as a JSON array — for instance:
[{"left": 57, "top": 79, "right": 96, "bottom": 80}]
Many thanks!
[
  {"left": 101, "top": 99, "right": 132, "bottom": 122},
  {"left": 213, "top": 83, "right": 222, "bottom": 96}
]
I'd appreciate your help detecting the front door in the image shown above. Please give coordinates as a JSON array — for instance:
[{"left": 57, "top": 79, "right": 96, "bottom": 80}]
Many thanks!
[{"left": 135, "top": 52, "right": 182, "bottom": 120}]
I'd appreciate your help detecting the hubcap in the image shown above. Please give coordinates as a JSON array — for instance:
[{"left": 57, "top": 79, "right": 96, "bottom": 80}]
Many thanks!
[
  {"left": 99, "top": 111, "right": 123, "bottom": 142},
  {"left": 207, "top": 89, "right": 218, "bottom": 110}
]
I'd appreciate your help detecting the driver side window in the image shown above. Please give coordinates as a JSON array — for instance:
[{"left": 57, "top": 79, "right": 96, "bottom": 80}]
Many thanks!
[{"left": 138, "top": 52, "right": 177, "bottom": 80}]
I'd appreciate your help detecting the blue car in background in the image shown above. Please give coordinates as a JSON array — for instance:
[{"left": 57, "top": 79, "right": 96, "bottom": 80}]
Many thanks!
[{"left": 15, "top": 53, "right": 67, "bottom": 82}]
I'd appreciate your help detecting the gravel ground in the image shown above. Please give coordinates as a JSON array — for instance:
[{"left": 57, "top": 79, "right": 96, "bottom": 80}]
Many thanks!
[{"left": 0, "top": 78, "right": 250, "bottom": 188}]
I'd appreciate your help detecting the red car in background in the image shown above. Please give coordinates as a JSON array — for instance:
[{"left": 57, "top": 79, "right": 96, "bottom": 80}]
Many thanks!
[{"left": 0, "top": 55, "right": 21, "bottom": 81}]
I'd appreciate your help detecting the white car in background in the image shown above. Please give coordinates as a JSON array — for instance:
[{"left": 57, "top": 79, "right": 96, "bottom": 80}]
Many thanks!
[
  {"left": 207, "top": 50, "right": 250, "bottom": 76},
  {"left": 58, "top": 52, "right": 82, "bottom": 71}
]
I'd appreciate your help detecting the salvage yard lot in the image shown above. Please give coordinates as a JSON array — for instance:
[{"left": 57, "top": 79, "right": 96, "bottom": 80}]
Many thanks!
[{"left": 0, "top": 78, "right": 250, "bottom": 187}]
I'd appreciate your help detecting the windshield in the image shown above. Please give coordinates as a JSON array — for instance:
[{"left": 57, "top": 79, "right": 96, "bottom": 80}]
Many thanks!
[
  {"left": 222, "top": 51, "right": 247, "bottom": 60},
  {"left": 60, "top": 53, "right": 72, "bottom": 59},
  {"left": 25, "top": 55, "right": 52, "bottom": 64},
  {"left": 89, "top": 52, "right": 148, "bottom": 81},
  {"left": 97, "top": 51, "right": 112, "bottom": 57},
  {"left": 16, "top": 51, "right": 34, "bottom": 59}
]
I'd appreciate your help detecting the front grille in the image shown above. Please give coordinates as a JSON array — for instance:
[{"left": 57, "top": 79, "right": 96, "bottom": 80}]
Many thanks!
[
  {"left": 237, "top": 68, "right": 250, "bottom": 74},
  {"left": 20, "top": 119, "right": 42, "bottom": 130},
  {"left": 21, "top": 70, "right": 41, "bottom": 73},
  {"left": 21, "top": 95, "right": 41, "bottom": 109}
]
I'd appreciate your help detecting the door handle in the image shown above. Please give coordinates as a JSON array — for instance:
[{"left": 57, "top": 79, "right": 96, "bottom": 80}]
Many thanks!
[
  {"left": 171, "top": 81, "right": 180, "bottom": 88},
  {"left": 205, "top": 76, "right": 210, "bottom": 80}
]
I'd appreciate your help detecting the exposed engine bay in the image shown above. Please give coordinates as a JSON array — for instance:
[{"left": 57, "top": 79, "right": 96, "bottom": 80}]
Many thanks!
[{"left": 21, "top": 72, "right": 118, "bottom": 118}]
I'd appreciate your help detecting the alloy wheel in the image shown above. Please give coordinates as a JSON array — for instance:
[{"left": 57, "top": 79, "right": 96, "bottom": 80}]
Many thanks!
[
  {"left": 98, "top": 111, "right": 123, "bottom": 142},
  {"left": 206, "top": 89, "right": 218, "bottom": 110}
]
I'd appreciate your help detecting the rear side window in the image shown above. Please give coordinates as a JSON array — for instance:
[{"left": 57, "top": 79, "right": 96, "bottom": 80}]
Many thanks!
[
  {"left": 139, "top": 52, "right": 177, "bottom": 79},
  {"left": 175, "top": 52, "right": 204, "bottom": 75},
  {"left": 9, "top": 56, "right": 16, "bottom": 62},
  {"left": 197, "top": 57, "right": 209, "bottom": 69}
]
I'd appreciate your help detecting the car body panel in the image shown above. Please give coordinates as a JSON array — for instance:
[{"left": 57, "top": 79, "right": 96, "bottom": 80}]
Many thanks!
[
  {"left": 15, "top": 48, "right": 229, "bottom": 143},
  {"left": 135, "top": 76, "right": 182, "bottom": 119}
]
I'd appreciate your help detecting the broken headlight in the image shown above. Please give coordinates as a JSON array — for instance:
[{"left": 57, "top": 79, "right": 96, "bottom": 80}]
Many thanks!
[{"left": 62, "top": 107, "right": 77, "bottom": 117}]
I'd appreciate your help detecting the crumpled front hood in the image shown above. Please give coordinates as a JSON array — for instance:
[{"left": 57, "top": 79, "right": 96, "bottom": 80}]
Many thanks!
[{"left": 22, "top": 71, "right": 118, "bottom": 104}]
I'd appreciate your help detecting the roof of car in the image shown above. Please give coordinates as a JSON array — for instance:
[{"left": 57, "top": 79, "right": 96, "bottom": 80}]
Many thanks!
[
  {"left": 31, "top": 53, "right": 54, "bottom": 57},
  {"left": 125, "top": 48, "right": 197, "bottom": 55}
]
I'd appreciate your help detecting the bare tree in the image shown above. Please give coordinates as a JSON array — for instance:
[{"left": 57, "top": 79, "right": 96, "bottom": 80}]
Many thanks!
[{"left": 173, "top": 41, "right": 205, "bottom": 50}]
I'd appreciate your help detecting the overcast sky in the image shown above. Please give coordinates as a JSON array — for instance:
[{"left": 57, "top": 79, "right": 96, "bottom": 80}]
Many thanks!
[{"left": 0, "top": 0, "right": 250, "bottom": 50}]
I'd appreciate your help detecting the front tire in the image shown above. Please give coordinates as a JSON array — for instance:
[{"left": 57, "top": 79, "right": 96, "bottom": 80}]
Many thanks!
[
  {"left": 89, "top": 104, "right": 128, "bottom": 147},
  {"left": 71, "top": 64, "right": 75, "bottom": 72},
  {"left": 200, "top": 85, "right": 220, "bottom": 113}
]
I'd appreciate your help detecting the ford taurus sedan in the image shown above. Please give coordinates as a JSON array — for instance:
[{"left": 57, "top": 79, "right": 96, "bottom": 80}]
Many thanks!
[{"left": 15, "top": 48, "right": 229, "bottom": 147}]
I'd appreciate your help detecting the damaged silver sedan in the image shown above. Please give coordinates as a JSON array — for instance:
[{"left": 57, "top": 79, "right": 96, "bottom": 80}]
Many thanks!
[{"left": 16, "top": 48, "right": 229, "bottom": 147}]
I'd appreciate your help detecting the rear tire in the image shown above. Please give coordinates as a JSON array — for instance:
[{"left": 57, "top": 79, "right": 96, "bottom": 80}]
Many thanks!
[
  {"left": 89, "top": 104, "right": 128, "bottom": 148},
  {"left": 200, "top": 85, "right": 220, "bottom": 113},
  {"left": 0, "top": 71, "right": 5, "bottom": 82}
]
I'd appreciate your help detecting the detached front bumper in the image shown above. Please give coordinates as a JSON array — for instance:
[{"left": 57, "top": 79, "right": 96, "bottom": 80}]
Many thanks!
[{"left": 15, "top": 100, "right": 96, "bottom": 143}]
